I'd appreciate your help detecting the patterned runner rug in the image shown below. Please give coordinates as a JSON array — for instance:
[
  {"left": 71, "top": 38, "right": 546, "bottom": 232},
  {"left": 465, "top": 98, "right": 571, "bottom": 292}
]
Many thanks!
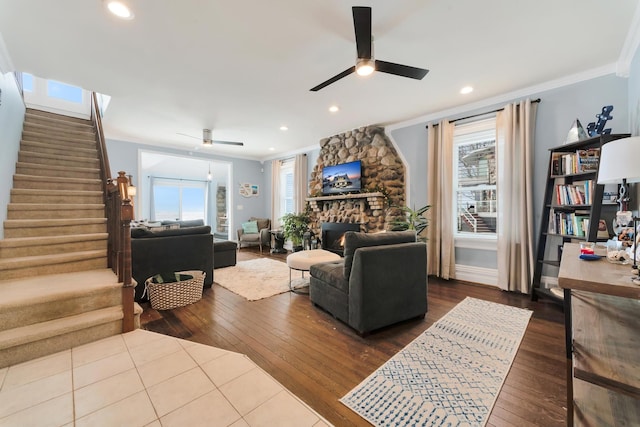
[
  {"left": 340, "top": 297, "right": 532, "bottom": 426},
  {"left": 214, "top": 258, "right": 308, "bottom": 301}
]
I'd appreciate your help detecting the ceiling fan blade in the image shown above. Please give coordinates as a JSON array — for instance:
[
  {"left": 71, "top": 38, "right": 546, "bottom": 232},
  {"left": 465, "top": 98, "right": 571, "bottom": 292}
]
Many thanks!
[
  {"left": 176, "top": 132, "right": 200, "bottom": 140},
  {"left": 352, "top": 6, "right": 372, "bottom": 59},
  {"left": 375, "top": 60, "right": 429, "bottom": 80},
  {"left": 310, "top": 66, "right": 356, "bottom": 91},
  {"left": 210, "top": 140, "right": 244, "bottom": 147}
]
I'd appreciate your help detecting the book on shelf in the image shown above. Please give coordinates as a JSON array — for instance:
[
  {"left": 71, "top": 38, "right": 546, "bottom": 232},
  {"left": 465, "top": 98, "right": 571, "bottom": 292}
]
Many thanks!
[
  {"left": 554, "top": 180, "right": 593, "bottom": 205},
  {"left": 576, "top": 148, "right": 600, "bottom": 172},
  {"left": 550, "top": 148, "right": 600, "bottom": 175},
  {"left": 548, "top": 209, "right": 590, "bottom": 237}
]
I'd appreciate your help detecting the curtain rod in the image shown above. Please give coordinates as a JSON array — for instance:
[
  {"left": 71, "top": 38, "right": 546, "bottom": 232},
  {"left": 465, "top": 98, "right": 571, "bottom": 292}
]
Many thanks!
[
  {"left": 149, "top": 176, "right": 209, "bottom": 183},
  {"left": 426, "top": 98, "right": 541, "bottom": 127}
]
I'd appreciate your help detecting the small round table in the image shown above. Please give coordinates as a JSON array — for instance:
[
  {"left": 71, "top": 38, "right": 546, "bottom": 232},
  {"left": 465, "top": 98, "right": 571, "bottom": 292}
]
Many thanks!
[{"left": 286, "top": 249, "right": 341, "bottom": 293}]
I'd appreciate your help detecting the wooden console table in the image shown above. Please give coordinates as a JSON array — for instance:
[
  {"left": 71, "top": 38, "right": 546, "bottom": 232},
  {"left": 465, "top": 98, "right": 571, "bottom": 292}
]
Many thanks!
[{"left": 558, "top": 243, "right": 640, "bottom": 426}]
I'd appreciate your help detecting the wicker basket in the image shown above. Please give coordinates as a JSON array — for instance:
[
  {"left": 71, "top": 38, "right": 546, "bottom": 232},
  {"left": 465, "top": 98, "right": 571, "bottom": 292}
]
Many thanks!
[{"left": 145, "top": 270, "right": 205, "bottom": 310}]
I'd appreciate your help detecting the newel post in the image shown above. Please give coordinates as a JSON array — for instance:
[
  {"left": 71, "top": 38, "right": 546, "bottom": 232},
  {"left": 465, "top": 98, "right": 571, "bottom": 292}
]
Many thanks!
[{"left": 117, "top": 171, "right": 135, "bottom": 332}]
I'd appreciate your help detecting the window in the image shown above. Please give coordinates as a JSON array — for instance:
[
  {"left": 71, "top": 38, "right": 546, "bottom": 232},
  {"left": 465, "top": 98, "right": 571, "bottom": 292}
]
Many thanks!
[
  {"left": 453, "top": 118, "right": 497, "bottom": 237},
  {"left": 22, "top": 73, "right": 34, "bottom": 92},
  {"left": 151, "top": 178, "right": 207, "bottom": 221},
  {"left": 280, "top": 159, "right": 294, "bottom": 216},
  {"left": 46, "top": 80, "right": 83, "bottom": 103}
]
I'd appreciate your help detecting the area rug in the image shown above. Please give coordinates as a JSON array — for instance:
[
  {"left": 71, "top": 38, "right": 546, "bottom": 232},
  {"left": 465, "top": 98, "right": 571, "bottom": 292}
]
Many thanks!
[
  {"left": 214, "top": 258, "right": 308, "bottom": 301},
  {"left": 340, "top": 297, "right": 532, "bottom": 427}
]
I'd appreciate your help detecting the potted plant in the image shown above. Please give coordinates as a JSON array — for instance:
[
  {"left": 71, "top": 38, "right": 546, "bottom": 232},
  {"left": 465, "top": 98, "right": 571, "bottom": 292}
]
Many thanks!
[
  {"left": 280, "top": 211, "right": 311, "bottom": 251},
  {"left": 389, "top": 204, "right": 430, "bottom": 241}
]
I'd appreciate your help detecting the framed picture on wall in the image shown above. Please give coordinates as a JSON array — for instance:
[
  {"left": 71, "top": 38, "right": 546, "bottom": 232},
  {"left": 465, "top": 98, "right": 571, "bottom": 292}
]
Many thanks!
[
  {"left": 239, "top": 183, "right": 252, "bottom": 197},
  {"left": 251, "top": 185, "right": 259, "bottom": 196}
]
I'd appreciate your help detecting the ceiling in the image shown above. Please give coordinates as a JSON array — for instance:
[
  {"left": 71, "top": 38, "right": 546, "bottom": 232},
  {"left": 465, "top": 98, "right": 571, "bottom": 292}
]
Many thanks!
[{"left": 0, "top": 0, "right": 638, "bottom": 160}]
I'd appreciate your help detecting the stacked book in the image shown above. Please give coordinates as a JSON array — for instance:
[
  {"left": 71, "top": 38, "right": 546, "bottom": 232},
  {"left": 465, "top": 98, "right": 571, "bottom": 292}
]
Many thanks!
[
  {"left": 548, "top": 209, "right": 589, "bottom": 237},
  {"left": 554, "top": 180, "right": 593, "bottom": 205},
  {"left": 551, "top": 148, "right": 600, "bottom": 175}
]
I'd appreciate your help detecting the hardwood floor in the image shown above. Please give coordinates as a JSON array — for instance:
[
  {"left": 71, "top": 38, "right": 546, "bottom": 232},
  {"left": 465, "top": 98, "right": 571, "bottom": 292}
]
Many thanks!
[{"left": 140, "top": 248, "right": 567, "bottom": 426}]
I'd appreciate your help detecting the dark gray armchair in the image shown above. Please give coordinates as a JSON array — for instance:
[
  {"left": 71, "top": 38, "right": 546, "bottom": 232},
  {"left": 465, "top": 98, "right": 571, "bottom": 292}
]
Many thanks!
[{"left": 309, "top": 231, "right": 427, "bottom": 335}]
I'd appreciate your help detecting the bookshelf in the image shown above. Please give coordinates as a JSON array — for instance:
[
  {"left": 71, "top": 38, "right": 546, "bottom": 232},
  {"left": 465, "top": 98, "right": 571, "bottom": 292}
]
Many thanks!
[{"left": 531, "top": 134, "right": 629, "bottom": 304}]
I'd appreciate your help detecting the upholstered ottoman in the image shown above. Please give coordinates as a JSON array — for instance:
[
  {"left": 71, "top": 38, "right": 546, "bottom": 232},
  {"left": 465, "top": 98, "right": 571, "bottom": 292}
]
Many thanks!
[
  {"left": 214, "top": 239, "right": 237, "bottom": 269},
  {"left": 286, "top": 249, "right": 341, "bottom": 292}
]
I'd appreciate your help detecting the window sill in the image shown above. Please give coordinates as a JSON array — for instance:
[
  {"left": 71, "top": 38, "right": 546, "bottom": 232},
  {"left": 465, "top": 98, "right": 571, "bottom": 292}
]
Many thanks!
[{"left": 454, "top": 236, "right": 497, "bottom": 251}]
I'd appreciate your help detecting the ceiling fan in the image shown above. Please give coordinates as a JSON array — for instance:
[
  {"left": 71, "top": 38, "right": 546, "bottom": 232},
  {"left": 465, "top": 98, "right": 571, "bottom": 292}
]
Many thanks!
[
  {"left": 177, "top": 129, "right": 244, "bottom": 146},
  {"left": 310, "top": 6, "right": 429, "bottom": 92}
]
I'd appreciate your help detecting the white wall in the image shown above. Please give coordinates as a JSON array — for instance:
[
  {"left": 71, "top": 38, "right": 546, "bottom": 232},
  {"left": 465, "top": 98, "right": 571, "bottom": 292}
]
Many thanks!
[
  {"left": 0, "top": 72, "right": 25, "bottom": 239},
  {"left": 106, "top": 138, "right": 267, "bottom": 240},
  {"left": 389, "top": 72, "right": 630, "bottom": 284}
]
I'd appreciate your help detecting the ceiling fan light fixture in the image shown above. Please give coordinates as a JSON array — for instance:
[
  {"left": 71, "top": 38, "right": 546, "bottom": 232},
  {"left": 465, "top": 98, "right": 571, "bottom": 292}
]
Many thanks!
[
  {"left": 202, "top": 128, "right": 213, "bottom": 145},
  {"left": 105, "top": 1, "right": 134, "bottom": 19},
  {"left": 356, "top": 58, "right": 375, "bottom": 76}
]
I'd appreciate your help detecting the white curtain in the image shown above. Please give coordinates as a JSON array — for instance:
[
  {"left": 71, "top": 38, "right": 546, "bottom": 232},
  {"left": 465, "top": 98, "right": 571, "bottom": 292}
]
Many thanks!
[
  {"left": 271, "top": 159, "right": 281, "bottom": 229},
  {"left": 496, "top": 99, "right": 537, "bottom": 292},
  {"left": 293, "top": 153, "right": 308, "bottom": 213},
  {"left": 427, "top": 120, "right": 456, "bottom": 279}
]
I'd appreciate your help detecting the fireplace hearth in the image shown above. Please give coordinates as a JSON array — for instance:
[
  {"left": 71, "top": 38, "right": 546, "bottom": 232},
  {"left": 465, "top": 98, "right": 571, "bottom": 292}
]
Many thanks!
[{"left": 321, "top": 222, "right": 361, "bottom": 256}]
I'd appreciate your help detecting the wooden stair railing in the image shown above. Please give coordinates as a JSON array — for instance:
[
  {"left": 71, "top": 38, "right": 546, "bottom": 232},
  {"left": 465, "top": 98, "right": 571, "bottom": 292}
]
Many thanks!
[{"left": 91, "top": 92, "right": 134, "bottom": 332}]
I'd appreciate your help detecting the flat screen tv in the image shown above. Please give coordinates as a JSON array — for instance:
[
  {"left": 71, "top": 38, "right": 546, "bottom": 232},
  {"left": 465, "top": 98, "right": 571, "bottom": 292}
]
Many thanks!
[{"left": 322, "top": 160, "right": 362, "bottom": 195}]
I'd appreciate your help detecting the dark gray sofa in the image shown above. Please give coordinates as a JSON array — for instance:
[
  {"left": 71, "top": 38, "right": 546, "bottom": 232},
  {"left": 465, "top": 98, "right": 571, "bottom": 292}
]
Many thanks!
[
  {"left": 131, "top": 222, "right": 214, "bottom": 302},
  {"left": 309, "top": 230, "right": 427, "bottom": 335}
]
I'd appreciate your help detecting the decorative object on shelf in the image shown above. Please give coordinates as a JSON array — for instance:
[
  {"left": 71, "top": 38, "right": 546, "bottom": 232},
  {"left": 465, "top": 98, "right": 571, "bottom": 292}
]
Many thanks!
[
  {"left": 280, "top": 211, "right": 311, "bottom": 251},
  {"left": 597, "top": 135, "right": 640, "bottom": 280},
  {"left": 587, "top": 105, "right": 613, "bottom": 136},
  {"left": 565, "top": 119, "right": 588, "bottom": 144}
]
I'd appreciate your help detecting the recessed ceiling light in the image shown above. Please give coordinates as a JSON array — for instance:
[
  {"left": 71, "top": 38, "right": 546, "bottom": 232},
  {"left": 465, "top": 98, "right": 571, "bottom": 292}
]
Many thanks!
[
  {"left": 329, "top": 105, "right": 339, "bottom": 113},
  {"left": 269, "top": 147, "right": 275, "bottom": 151},
  {"left": 280, "top": 126, "right": 288, "bottom": 131},
  {"left": 106, "top": 1, "right": 134, "bottom": 19},
  {"left": 460, "top": 86, "right": 473, "bottom": 95}
]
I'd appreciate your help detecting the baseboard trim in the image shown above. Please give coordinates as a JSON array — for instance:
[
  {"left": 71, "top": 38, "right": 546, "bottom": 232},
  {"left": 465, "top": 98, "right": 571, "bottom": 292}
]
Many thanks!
[{"left": 454, "top": 264, "right": 498, "bottom": 287}]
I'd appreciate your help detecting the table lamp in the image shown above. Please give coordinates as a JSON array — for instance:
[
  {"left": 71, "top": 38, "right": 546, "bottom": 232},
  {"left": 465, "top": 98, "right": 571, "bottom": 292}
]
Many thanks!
[{"left": 597, "top": 136, "right": 640, "bottom": 277}]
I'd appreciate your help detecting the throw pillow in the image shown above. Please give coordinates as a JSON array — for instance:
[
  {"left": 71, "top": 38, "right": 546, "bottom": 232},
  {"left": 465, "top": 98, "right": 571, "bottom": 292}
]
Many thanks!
[{"left": 242, "top": 221, "right": 259, "bottom": 234}]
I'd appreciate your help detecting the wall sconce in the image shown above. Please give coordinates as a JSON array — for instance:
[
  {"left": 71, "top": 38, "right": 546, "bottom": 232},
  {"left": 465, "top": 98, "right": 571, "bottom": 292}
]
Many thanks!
[{"left": 127, "top": 174, "right": 137, "bottom": 198}]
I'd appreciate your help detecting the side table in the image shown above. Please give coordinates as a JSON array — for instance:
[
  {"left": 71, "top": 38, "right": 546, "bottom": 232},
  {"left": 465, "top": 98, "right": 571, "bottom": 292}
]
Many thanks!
[{"left": 270, "top": 230, "right": 287, "bottom": 254}]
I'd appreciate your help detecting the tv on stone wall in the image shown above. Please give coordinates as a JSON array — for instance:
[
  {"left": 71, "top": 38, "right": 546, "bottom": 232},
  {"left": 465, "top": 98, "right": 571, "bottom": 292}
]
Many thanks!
[{"left": 322, "top": 160, "right": 362, "bottom": 195}]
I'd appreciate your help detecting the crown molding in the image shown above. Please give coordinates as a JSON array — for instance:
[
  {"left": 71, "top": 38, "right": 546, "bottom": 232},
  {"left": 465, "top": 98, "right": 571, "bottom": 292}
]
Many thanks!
[
  {"left": 617, "top": 1, "right": 640, "bottom": 77},
  {"left": 387, "top": 64, "right": 618, "bottom": 131}
]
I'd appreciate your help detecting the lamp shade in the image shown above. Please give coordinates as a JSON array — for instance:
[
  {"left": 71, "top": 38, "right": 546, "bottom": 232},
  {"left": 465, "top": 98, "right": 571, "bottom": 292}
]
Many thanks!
[{"left": 597, "top": 136, "right": 640, "bottom": 184}]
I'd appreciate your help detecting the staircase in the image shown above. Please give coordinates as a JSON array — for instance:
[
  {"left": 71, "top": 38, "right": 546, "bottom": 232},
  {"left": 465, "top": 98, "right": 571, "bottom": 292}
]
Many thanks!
[
  {"left": 460, "top": 212, "right": 495, "bottom": 233},
  {"left": 0, "top": 108, "right": 140, "bottom": 368}
]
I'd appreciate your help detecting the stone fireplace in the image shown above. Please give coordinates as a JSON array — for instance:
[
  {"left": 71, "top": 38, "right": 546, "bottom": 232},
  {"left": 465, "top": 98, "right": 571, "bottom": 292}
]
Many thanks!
[
  {"left": 307, "top": 125, "right": 405, "bottom": 235},
  {"left": 321, "top": 222, "right": 361, "bottom": 256}
]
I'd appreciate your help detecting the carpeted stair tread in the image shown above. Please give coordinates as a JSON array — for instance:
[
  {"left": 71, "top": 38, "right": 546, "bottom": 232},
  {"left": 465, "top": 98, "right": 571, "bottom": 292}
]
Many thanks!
[
  {"left": 3, "top": 218, "right": 107, "bottom": 238},
  {"left": 4, "top": 218, "right": 106, "bottom": 228},
  {"left": 15, "top": 161, "right": 100, "bottom": 179},
  {"left": 24, "top": 121, "right": 95, "bottom": 137},
  {"left": 24, "top": 114, "right": 94, "bottom": 131},
  {"left": 21, "top": 129, "right": 96, "bottom": 144},
  {"left": 25, "top": 110, "right": 93, "bottom": 125},
  {"left": 12, "top": 175, "right": 102, "bottom": 192},
  {"left": 8, "top": 203, "right": 105, "bottom": 212},
  {"left": 0, "top": 233, "right": 107, "bottom": 258},
  {"left": 0, "top": 249, "right": 106, "bottom": 270},
  {"left": 0, "top": 233, "right": 108, "bottom": 249},
  {"left": 20, "top": 140, "right": 97, "bottom": 158},
  {"left": 0, "top": 306, "right": 123, "bottom": 350},
  {"left": 10, "top": 188, "right": 103, "bottom": 204},
  {"left": 19, "top": 150, "right": 99, "bottom": 167},
  {"left": 0, "top": 269, "right": 121, "bottom": 309},
  {"left": 20, "top": 135, "right": 97, "bottom": 150}
]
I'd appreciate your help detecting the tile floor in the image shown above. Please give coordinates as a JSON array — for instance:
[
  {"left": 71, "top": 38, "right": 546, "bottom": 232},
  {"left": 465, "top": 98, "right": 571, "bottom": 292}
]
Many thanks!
[{"left": 0, "top": 330, "right": 332, "bottom": 427}]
